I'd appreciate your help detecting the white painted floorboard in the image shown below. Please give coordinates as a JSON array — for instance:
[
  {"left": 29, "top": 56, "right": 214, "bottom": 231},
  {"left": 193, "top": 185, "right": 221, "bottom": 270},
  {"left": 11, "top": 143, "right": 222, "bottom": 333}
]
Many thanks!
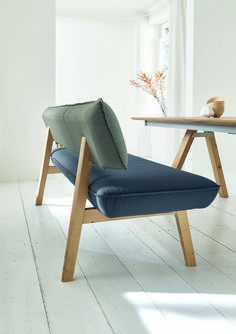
[
  {"left": 0, "top": 183, "right": 49, "bottom": 334},
  {"left": 1, "top": 174, "right": 236, "bottom": 333},
  {"left": 19, "top": 181, "right": 113, "bottom": 334}
]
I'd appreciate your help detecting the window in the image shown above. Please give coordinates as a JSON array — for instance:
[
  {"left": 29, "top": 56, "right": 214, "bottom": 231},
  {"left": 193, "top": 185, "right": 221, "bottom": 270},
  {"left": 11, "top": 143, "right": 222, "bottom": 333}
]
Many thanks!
[
  {"left": 146, "top": 4, "right": 169, "bottom": 115},
  {"left": 159, "top": 22, "right": 169, "bottom": 71}
]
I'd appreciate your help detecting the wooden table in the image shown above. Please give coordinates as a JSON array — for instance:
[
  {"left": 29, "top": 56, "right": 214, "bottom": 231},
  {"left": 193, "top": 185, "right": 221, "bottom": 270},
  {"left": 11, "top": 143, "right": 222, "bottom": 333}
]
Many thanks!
[{"left": 132, "top": 117, "right": 236, "bottom": 198}]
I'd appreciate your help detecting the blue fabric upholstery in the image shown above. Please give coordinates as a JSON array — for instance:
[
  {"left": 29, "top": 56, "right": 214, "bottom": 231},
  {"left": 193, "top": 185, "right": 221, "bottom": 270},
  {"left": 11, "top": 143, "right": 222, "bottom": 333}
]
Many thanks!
[{"left": 51, "top": 147, "right": 219, "bottom": 218}]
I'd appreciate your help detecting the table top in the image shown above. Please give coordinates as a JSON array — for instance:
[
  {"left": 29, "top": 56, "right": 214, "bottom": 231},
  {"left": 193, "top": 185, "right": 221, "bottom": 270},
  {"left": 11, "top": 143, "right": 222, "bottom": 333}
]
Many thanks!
[
  {"left": 132, "top": 116, "right": 236, "bottom": 125},
  {"left": 131, "top": 116, "right": 236, "bottom": 134}
]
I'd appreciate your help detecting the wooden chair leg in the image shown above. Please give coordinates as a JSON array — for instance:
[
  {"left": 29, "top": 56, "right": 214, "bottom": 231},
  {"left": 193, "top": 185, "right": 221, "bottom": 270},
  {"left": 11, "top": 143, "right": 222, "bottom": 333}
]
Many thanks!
[
  {"left": 175, "top": 211, "right": 196, "bottom": 266},
  {"left": 172, "top": 130, "right": 197, "bottom": 169},
  {"left": 56, "top": 142, "right": 63, "bottom": 148},
  {"left": 61, "top": 138, "right": 93, "bottom": 282},
  {"left": 205, "top": 132, "right": 228, "bottom": 198},
  {"left": 36, "top": 127, "right": 53, "bottom": 206}
]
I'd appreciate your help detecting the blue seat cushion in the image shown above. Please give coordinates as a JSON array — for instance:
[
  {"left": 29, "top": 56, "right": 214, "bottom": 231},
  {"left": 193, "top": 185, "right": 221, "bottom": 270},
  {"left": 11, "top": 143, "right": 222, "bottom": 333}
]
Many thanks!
[{"left": 51, "top": 147, "right": 219, "bottom": 218}]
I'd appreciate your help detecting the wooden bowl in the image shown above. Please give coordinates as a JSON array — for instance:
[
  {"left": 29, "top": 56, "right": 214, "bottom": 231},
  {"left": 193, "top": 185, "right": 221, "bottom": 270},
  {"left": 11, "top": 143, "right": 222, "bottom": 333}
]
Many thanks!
[{"left": 207, "top": 96, "right": 224, "bottom": 118}]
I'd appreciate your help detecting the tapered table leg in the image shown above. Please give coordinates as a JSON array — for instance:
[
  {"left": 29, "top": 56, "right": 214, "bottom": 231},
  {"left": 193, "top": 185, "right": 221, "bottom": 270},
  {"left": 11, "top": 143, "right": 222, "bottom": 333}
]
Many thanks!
[
  {"left": 172, "top": 130, "right": 197, "bottom": 169},
  {"left": 205, "top": 132, "right": 228, "bottom": 198}
]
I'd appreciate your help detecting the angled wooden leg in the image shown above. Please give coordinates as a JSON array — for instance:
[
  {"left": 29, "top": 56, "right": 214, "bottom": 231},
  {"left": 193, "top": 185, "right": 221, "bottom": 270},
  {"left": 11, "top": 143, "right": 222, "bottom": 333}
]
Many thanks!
[
  {"left": 61, "top": 138, "right": 93, "bottom": 282},
  {"left": 172, "top": 130, "right": 197, "bottom": 169},
  {"left": 205, "top": 132, "right": 228, "bottom": 198},
  {"left": 175, "top": 211, "right": 196, "bottom": 266},
  {"left": 36, "top": 127, "right": 53, "bottom": 205}
]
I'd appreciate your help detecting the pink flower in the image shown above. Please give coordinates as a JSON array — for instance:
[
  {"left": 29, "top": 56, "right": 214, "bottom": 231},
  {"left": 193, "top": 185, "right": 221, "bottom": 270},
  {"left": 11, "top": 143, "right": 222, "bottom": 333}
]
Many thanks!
[{"left": 130, "top": 71, "right": 167, "bottom": 116}]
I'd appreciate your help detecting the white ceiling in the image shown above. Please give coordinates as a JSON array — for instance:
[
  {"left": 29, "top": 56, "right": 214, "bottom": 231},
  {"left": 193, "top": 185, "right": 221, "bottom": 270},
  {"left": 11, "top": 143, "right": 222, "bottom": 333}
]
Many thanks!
[{"left": 56, "top": 0, "right": 164, "bottom": 21}]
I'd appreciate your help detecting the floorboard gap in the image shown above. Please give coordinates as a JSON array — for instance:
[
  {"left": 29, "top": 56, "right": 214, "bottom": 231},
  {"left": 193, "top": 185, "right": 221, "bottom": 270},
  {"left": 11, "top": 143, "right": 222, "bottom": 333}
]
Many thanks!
[
  {"left": 54, "top": 212, "right": 117, "bottom": 334},
  {"left": 91, "top": 224, "right": 166, "bottom": 318},
  {"left": 18, "top": 182, "right": 52, "bottom": 334}
]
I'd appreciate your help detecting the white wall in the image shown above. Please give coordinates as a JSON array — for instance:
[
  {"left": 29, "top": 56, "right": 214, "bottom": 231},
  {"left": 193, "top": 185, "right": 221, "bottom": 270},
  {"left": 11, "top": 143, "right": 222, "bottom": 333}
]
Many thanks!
[
  {"left": 0, "top": 0, "right": 55, "bottom": 181},
  {"left": 56, "top": 17, "right": 135, "bottom": 152},
  {"left": 191, "top": 0, "right": 236, "bottom": 177}
]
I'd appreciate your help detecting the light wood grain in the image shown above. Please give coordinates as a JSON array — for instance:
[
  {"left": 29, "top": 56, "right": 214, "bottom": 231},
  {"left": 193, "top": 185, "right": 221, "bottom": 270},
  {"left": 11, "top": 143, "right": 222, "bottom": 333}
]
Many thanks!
[
  {"left": 205, "top": 133, "right": 229, "bottom": 198},
  {"left": 83, "top": 207, "right": 177, "bottom": 224},
  {"left": 175, "top": 211, "right": 196, "bottom": 266},
  {"left": 172, "top": 129, "right": 196, "bottom": 169},
  {"left": 36, "top": 127, "right": 53, "bottom": 206},
  {"left": 61, "top": 137, "right": 93, "bottom": 282},
  {"left": 132, "top": 116, "right": 236, "bottom": 125},
  {"left": 47, "top": 166, "right": 61, "bottom": 174}
]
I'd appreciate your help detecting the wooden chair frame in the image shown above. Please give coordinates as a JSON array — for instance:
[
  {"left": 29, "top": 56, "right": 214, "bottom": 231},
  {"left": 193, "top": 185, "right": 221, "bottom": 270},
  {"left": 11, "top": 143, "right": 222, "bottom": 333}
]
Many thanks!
[{"left": 36, "top": 128, "right": 196, "bottom": 282}]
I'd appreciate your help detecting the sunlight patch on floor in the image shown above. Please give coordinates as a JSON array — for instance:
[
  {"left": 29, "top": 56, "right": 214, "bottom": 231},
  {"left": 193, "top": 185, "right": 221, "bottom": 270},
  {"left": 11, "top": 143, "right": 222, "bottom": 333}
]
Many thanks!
[
  {"left": 44, "top": 197, "right": 73, "bottom": 206},
  {"left": 124, "top": 292, "right": 236, "bottom": 334}
]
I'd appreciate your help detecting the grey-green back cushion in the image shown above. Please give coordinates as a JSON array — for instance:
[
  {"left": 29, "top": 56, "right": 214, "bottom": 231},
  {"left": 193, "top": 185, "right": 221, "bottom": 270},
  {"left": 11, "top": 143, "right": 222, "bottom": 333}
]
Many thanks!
[{"left": 42, "top": 98, "right": 128, "bottom": 170}]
